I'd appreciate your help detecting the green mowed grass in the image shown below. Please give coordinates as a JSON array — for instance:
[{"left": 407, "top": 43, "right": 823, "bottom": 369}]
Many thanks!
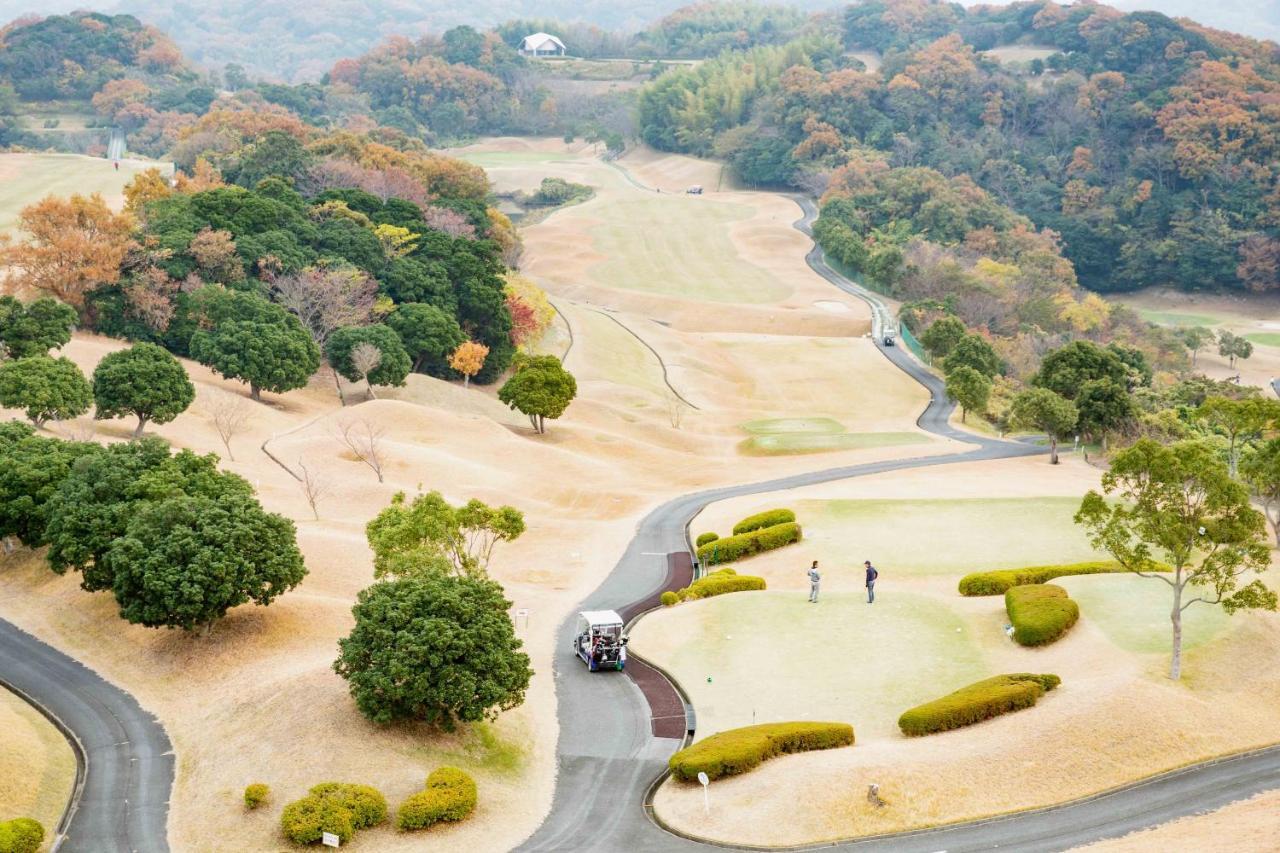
[
  {"left": 632, "top": 590, "right": 988, "bottom": 738},
  {"left": 0, "top": 153, "right": 166, "bottom": 235},
  {"left": 1135, "top": 308, "right": 1220, "bottom": 327},
  {"left": 454, "top": 151, "right": 579, "bottom": 166},
  {"left": 1245, "top": 332, "right": 1280, "bottom": 347},
  {"left": 564, "top": 305, "right": 667, "bottom": 396},
  {"left": 1057, "top": 574, "right": 1229, "bottom": 654},
  {"left": 740, "top": 417, "right": 927, "bottom": 455},
  {"left": 798, "top": 497, "right": 1107, "bottom": 576},
  {"left": 587, "top": 196, "right": 789, "bottom": 303}
]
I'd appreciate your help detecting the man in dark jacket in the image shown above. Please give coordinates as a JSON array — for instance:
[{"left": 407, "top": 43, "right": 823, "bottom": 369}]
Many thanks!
[{"left": 864, "top": 560, "right": 878, "bottom": 603}]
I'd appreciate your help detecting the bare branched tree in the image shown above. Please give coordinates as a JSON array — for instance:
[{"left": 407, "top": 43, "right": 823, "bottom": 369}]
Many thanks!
[
  {"left": 350, "top": 342, "right": 383, "bottom": 400},
  {"left": 297, "top": 458, "right": 332, "bottom": 520},
  {"left": 334, "top": 416, "right": 387, "bottom": 482},
  {"left": 207, "top": 389, "right": 251, "bottom": 461},
  {"left": 271, "top": 265, "right": 377, "bottom": 347},
  {"left": 60, "top": 418, "right": 97, "bottom": 442}
]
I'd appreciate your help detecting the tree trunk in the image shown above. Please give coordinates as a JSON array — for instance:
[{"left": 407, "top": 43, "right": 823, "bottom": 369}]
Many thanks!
[
  {"left": 366, "top": 377, "right": 377, "bottom": 400},
  {"left": 463, "top": 375, "right": 470, "bottom": 388},
  {"left": 332, "top": 366, "right": 345, "bottom": 406},
  {"left": 961, "top": 407, "right": 967, "bottom": 423},
  {"left": 33, "top": 415, "right": 47, "bottom": 429},
  {"left": 539, "top": 415, "right": 546, "bottom": 434},
  {"left": 133, "top": 415, "right": 149, "bottom": 439},
  {"left": 1228, "top": 439, "right": 1239, "bottom": 478},
  {"left": 413, "top": 355, "right": 426, "bottom": 373},
  {"left": 1170, "top": 577, "right": 1184, "bottom": 680},
  {"left": 528, "top": 413, "right": 538, "bottom": 432},
  {"left": 250, "top": 383, "right": 262, "bottom": 402},
  {"left": 1049, "top": 435, "right": 1059, "bottom": 464}
]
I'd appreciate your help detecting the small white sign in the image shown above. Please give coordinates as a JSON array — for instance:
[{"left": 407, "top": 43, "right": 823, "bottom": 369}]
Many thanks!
[{"left": 322, "top": 831, "right": 341, "bottom": 848}]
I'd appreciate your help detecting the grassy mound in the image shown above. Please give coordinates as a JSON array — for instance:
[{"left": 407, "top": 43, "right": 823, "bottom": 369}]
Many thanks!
[
  {"left": 898, "top": 674, "right": 1060, "bottom": 736},
  {"left": 958, "top": 561, "right": 1139, "bottom": 596},
  {"left": 669, "top": 722, "right": 854, "bottom": 782},
  {"left": 1006, "top": 584, "right": 1079, "bottom": 646},
  {"left": 397, "top": 767, "right": 478, "bottom": 831},
  {"left": 733, "top": 508, "right": 796, "bottom": 535},
  {"left": 665, "top": 568, "right": 766, "bottom": 605},
  {"left": 696, "top": 522, "right": 801, "bottom": 566}
]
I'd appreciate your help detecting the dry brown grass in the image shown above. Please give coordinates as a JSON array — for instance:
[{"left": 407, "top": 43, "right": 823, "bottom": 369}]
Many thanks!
[
  {"left": 1076, "top": 788, "right": 1280, "bottom": 852},
  {"left": 0, "top": 678, "right": 76, "bottom": 850}
]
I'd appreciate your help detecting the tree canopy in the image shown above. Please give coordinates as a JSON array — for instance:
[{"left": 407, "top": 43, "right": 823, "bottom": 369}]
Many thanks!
[
  {"left": 1010, "top": 387, "right": 1078, "bottom": 464},
  {"left": 365, "top": 490, "right": 525, "bottom": 579},
  {"left": 92, "top": 342, "right": 196, "bottom": 437},
  {"left": 0, "top": 296, "right": 77, "bottom": 358},
  {"left": 497, "top": 354, "right": 577, "bottom": 434},
  {"left": 325, "top": 325, "right": 411, "bottom": 390},
  {"left": 189, "top": 290, "right": 320, "bottom": 401},
  {"left": 0, "top": 356, "right": 92, "bottom": 427}
]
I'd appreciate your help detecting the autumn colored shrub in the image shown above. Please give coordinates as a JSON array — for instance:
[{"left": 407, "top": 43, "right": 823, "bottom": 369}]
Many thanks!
[
  {"left": 396, "top": 766, "right": 478, "bottom": 831},
  {"left": 898, "top": 674, "right": 1060, "bottom": 736},
  {"left": 669, "top": 722, "right": 854, "bottom": 782},
  {"left": 244, "top": 782, "right": 270, "bottom": 810},
  {"left": 280, "top": 782, "right": 386, "bottom": 844}
]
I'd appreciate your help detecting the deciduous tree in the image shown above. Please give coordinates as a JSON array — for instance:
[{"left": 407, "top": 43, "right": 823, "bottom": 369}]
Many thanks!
[
  {"left": 449, "top": 340, "right": 488, "bottom": 388},
  {"left": 920, "top": 315, "right": 966, "bottom": 359},
  {"left": 944, "top": 365, "right": 990, "bottom": 423},
  {"left": 497, "top": 354, "right": 577, "bottom": 434},
  {"left": 1076, "top": 439, "right": 1275, "bottom": 680},
  {"left": 1197, "top": 396, "right": 1280, "bottom": 478},
  {"left": 325, "top": 325, "right": 410, "bottom": 395},
  {"left": 1011, "top": 387, "right": 1078, "bottom": 464},
  {"left": 1179, "top": 326, "right": 1215, "bottom": 366},
  {"left": 270, "top": 265, "right": 375, "bottom": 346},
  {"left": 0, "top": 356, "right": 92, "bottom": 427},
  {"left": 333, "top": 574, "right": 532, "bottom": 727},
  {"left": 1217, "top": 331, "right": 1254, "bottom": 369},
  {"left": 365, "top": 490, "right": 524, "bottom": 579},
  {"left": 941, "top": 333, "right": 1001, "bottom": 378},
  {"left": 1242, "top": 439, "right": 1280, "bottom": 547},
  {"left": 92, "top": 343, "right": 195, "bottom": 438}
]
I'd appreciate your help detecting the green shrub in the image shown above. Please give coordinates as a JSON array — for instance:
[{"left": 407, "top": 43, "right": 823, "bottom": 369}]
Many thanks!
[
  {"left": 660, "top": 591, "right": 679, "bottom": 606},
  {"left": 898, "top": 673, "right": 1061, "bottom": 736},
  {"left": 280, "top": 782, "right": 387, "bottom": 844},
  {"left": 695, "top": 532, "right": 719, "bottom": 547},
  {"left": 732, "top": 508, "right": 796, "bottom": 535},
  {"left": 1006, "top": 584, "right": 1079, "bottom": 646},
  {"left": 244, "top": 782, "right": 270, "bottom": 810},
  {"left": 696, "top": 522, "right": 801, "bottom": 566},
  {"left": 0, "top": 818, "right": 44, "bottom": 853},
  {"left": 669, "top": 722, "right": 853, "bottom": 782},
  {"left": 957, "top": 560, "right": 1159, "bottom": 596},
  {"left": 680, "top": 569, "right": 765, "bottom": 600},
  {"left": 397, "top": 766, "right": 478, "bottom": 831}
]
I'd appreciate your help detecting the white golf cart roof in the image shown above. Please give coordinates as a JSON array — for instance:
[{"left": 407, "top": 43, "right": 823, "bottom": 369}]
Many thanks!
[{"left": 579, "top": 609, "right": 624, "bottom": 627}]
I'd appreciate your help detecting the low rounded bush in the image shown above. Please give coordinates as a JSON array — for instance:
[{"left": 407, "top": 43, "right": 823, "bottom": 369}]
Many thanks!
[
  {"left": 732, "top": 508, "right": 796, "bottom": 535},
  {"left": 669, "top": 722, "right": 853, "bottom": 782},
  {"left": 244, "top": 782, "right": 270, "bottom": 810},
  {"left": 660, "top": 591, "right": 679, "bottom": 606},
  {"left": 1006, "top": 584, "right": 1079, "bottom": 646},
  {"left": 957, "top": 560, "right": 1161, "bottom": 596},
  {"left": 898, "top": 673, "right": 1060, "bottom": 736},
  {"left": 397, "top": 766, "right": 478, "bottom": 831},
  {"left": 679, "top": 569, "right": 765, "bottom": 601},
  {"left": 280, "top": 782, "right": 387, "bottom": 844},
  {"left": 0, "top": 818, "right": 44, "bottom": 853},
  {"left": 695, "top": 532, "right": 719, "bottom": 547},
  {"left": 696, "top": 522, "right": 802, "bottom": 566}
]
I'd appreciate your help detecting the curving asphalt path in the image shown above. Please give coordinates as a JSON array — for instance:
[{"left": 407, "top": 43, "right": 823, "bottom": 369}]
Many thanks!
[
  {"left": 517, "top": 185, "right": 1280, "bottom": 852},
  {"left": 0, "top": 618, "right": 172, "bottom": 852}
]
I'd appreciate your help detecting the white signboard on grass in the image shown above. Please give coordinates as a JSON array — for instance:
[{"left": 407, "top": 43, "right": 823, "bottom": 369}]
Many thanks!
[{"left": 322, "top": 831, "right": 341, "bottom": 847}]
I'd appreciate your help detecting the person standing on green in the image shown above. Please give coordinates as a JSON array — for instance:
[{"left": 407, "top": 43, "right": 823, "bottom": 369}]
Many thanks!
[
  {"left": 865, "top": 560, "right": 878, "bottom": 603},
  {"left": 808, "top": 561, "right": 821, "bottom": 603}
]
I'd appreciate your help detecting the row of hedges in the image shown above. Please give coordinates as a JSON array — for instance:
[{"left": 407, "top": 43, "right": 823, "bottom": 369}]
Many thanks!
[
  {"left": 958, "top": 561, "right": 1142, "bottom": 596},
  {"left": 898, "top": 674, "right": 1060, "bottom": 737},
  {"left": 695, "top": 531, "right": 719, "bottom": 547},
  {"left": 669, "top": 722, "right": 854, "bottom": 783},
  {"left": 696, "top": 521, "right": 802, "bottom": 566},
  {"left": 0, "top": 818, "right": 43, "bottom": 853},
  {"left": 397, "top": 767, "right": 478, "bottom": 831},
  {"left": 661, "top": 568, "right": 766, "bottom": 605},
  {"left": 732, "top": 508, "right": 796, "bottom": 536},
  {"left": 1006, "top": 584, "right": 1079, "bottom": 646}
]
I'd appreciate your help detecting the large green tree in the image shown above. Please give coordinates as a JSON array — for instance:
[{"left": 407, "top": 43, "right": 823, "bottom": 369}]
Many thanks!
[
  {"left": 0, "top": 295, "right": 77, "bottom": 358},
  {"left": 1010, "top": 387, "right": 1078, "bottom": 464},
  {"left": 103, "top": 491, "right": 307, "bottom": 633},
  {"left": 1242, "top": 438, "right": 1280, "bottom": 547},
  {"left": 365, "top": 490, "right": 524, "bottom": 579},
  {"left": 324, "top": 325, "right": 411, "bottom": 391},
  {"left": 1033, "top": 341, "right": 1130, "bottom": 399},
  {"left": 1076, "top": 439, "right": 1275, "bottom": 680},
  {"left": 497, "top": 355, "right": 577, "bottom": 434},
  {"left": 1075, "top": 378, "right": 1135, "bottom": 447},
  {"left": 92, "top": 343, "right": 196, "bottom": 437},
  {"left": 944, "top": 364, "right": 990, "bottom": 423},
  {"left": 0, "top": 423, "right": 96, "bottom": 547},
  {"left": 0, "top": 356, "right": 92, "bottom": 427},
  {"left": 941, "top": 334, "right": 1001, "bottom": 378},
  {"left": 1217, "top": 331, "right": 1254, "bottom": 369},
  {"left": 920, "top": 315, "right": 966, "bottom": 360},
  {"left": 1196, "top": 396, "right": 1280, "bottom": 478},
  {"left": 385, "top": 303, "right": 465, "bottom": 373},
  {"left": 333, "top": 574, "right": 533, "bottom": 727},
  {"left": 189, "top": 291, "right": 320, "bottom": 401}
]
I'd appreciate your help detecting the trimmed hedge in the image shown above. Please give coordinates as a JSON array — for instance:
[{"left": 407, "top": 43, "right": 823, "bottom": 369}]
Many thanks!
[
  {"left": 696, "top": 522, "right": 801, "bottom": 566},
  {"left": 669, "top": 722, "right": 854, "bottom": 782},
  {"left": 281, "top": 782, "right": 387, "bottom": 845},
  {"left": 244, "top": 782, "right": 270, "bottom": 810},
  {"left": 898, "top": 673, "right": 1061, "bottom": 736},
  {"left": 660, "top": 590, "right": 679, "bottom": 606},
  {"left": 1006, "top": 584, "right": 1079, "bottom": 646},
  {"left": 958, "top": 561, "right": 1141, "bottom": 596},
  {"left": 732, "top": 508, "right": 796, "bottom": 536},
  {"left": 670, "top": 567, "right": 766, "bottom": 603},
  {"left": 397, "top": 766, "right": 478, "bottom": 831},
  {"left": 695, "top": 532, "right": 720, "bottom": 547},
  {"left": 0, "top": 818, "right": 43, "bottom": 853}
]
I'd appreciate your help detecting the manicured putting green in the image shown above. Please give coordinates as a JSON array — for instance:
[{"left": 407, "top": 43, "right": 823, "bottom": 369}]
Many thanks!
[
  {"left": 740, "top": 418, "right": 926, "bottom": 455},
  {"left": 1057, "top": 574, "right": 1229, "bottom": 654},
  {"left": 588, "top": 196, "right": 790, "bottom": 304},
  {"left": 798, "top": 497, "right": 1108, "bottom": 575},
  {"left": 1135, "top": 309, "right": 1219, "bottom": 327},
  {"left": 1245, "top": 333, "right": 1280, "bottom": 348},
  {"left": 630, "top": 591, "right": 988, "bottom": 739}
]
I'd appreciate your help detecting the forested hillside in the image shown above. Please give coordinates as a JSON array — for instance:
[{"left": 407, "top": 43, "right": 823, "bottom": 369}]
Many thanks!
[{"left": 639, "top": 0, "right": 1280, "bottom": 298}]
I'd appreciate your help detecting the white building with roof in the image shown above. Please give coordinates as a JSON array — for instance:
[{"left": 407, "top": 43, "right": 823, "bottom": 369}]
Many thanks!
[{"left": 519, "top": 33, "right": 566, "bottom": 57}]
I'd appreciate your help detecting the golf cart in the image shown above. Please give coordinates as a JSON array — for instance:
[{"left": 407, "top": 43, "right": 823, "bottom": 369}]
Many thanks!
[
  {"left": 882, "top": 330, "right": 896, "bottom": 347},
  {"left": 687, "top": 185, "right": 703, "bottom": 195},
  {"left": 573, "top": 610, "right": 627, "bottom": 671}
]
